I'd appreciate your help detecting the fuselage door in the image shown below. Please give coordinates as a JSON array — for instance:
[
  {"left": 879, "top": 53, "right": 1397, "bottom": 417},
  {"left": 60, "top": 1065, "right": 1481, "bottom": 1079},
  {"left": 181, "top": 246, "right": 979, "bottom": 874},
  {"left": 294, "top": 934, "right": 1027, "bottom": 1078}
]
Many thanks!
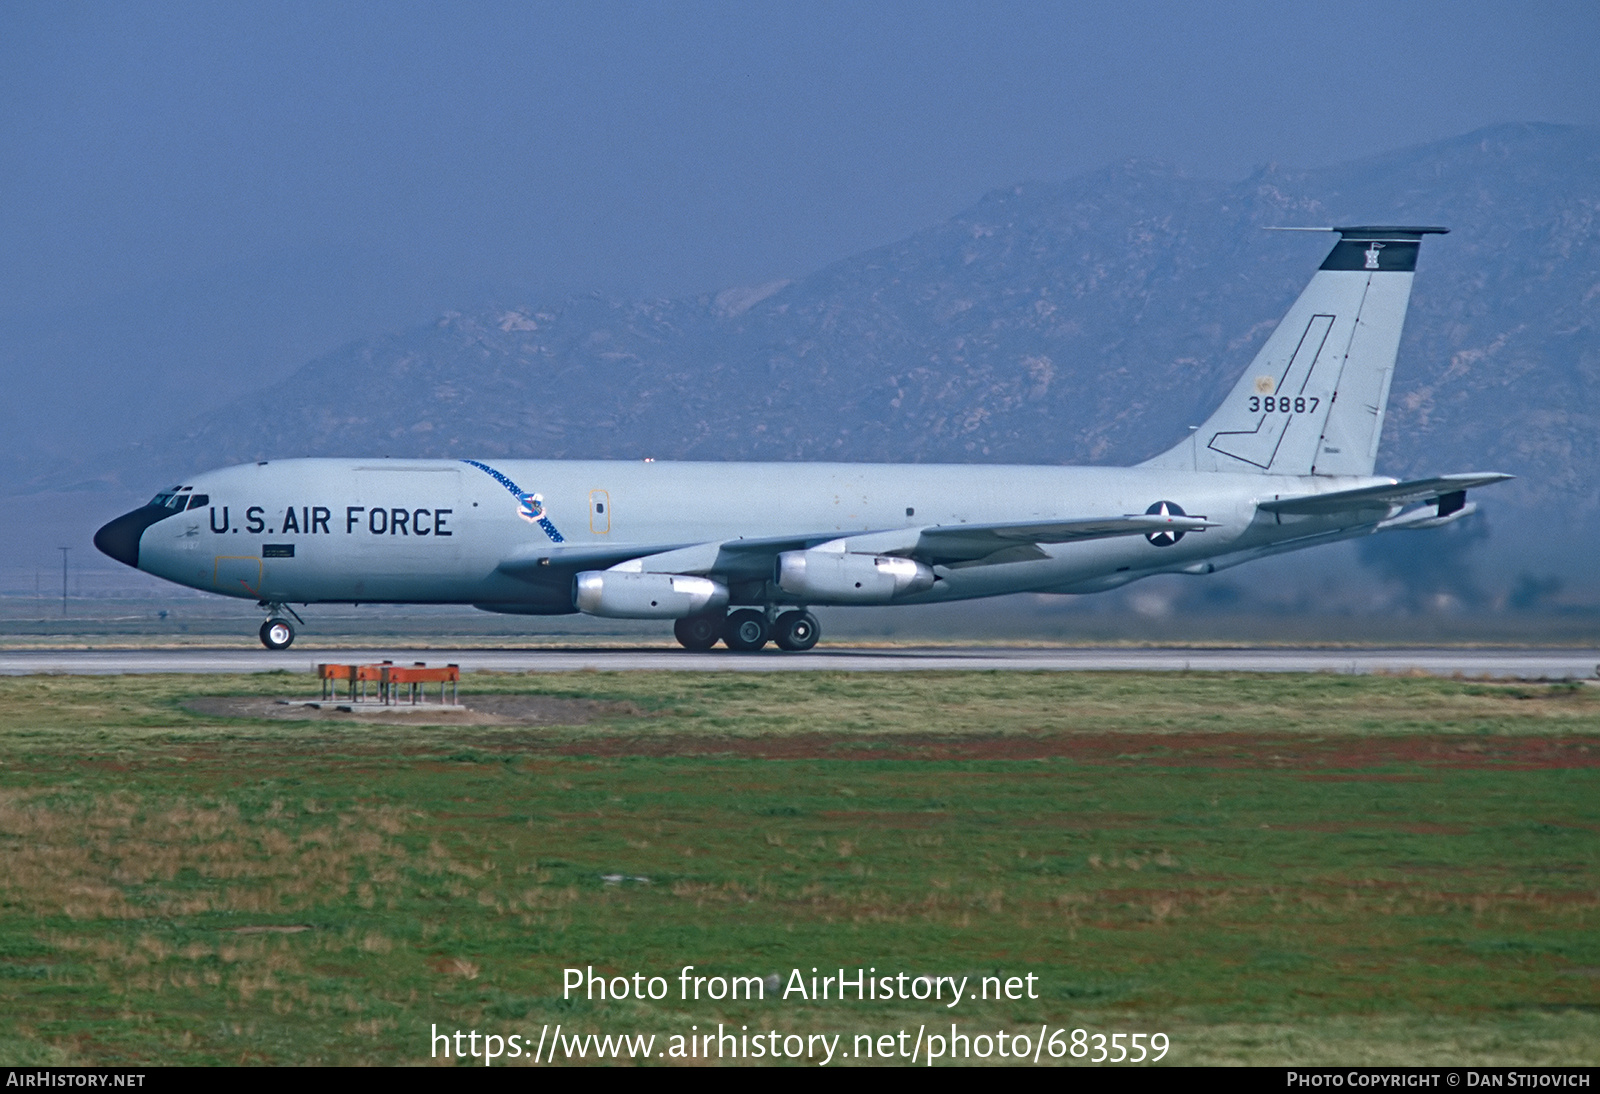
[{"left": 589, "top": 489, "right": 611, "bottom": 534}]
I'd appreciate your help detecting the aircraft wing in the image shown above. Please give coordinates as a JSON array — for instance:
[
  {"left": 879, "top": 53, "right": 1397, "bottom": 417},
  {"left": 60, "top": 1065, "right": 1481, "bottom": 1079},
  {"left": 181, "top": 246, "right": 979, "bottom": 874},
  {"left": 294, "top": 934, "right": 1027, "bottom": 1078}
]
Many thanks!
[
  {"left": 1257, "top": 473, "right": 1512, "bottom": 516},
  {"left": 911, "top": 514, "right": 1216, "bottom": 565},
  {"left": 495, "top": 514, "right": 1215, "bottom": 583},
  {"left": 495, "top": 532, "right": 848, "bottom": 583},
  {"left": 495, "top": 542, "right": 697, "bottom": 580}
]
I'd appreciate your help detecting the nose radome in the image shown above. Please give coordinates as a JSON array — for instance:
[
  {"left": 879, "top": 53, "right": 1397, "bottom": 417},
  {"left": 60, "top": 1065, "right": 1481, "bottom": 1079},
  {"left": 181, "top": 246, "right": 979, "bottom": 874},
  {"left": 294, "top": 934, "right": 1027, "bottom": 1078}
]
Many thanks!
[{"left": 94, "top": 505, "right": 173, "bottom": 569}]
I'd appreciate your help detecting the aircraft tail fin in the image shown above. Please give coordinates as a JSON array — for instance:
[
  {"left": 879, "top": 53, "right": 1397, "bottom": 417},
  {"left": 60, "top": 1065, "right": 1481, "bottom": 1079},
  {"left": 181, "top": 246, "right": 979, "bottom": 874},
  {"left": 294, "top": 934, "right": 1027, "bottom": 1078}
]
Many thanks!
[{"left": 1142, "top": 226, "right": 1447, "bottom": 476}]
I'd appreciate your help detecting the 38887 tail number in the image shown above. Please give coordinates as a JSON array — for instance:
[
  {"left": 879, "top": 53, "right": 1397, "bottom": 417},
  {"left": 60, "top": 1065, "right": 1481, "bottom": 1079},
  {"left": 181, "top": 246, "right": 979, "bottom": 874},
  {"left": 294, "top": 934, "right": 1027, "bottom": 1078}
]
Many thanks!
[{"left": 1249, "top": 395, "right": 1319, "bottom": 413}]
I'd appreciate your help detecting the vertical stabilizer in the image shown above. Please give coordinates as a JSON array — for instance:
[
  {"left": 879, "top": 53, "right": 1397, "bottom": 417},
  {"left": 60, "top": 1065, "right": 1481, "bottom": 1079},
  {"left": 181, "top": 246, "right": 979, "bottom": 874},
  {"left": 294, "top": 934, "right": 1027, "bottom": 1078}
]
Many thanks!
[{"left": 1143, "top": 226, "right": 1446, "bottom": 476}]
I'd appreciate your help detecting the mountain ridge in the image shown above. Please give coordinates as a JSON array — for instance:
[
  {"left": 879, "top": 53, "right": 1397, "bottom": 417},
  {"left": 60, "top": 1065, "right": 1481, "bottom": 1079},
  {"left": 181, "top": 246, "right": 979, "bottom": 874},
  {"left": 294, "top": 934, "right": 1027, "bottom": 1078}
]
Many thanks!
[{"left": 21, "top": 124, "right": 1600, "bottom": 541}]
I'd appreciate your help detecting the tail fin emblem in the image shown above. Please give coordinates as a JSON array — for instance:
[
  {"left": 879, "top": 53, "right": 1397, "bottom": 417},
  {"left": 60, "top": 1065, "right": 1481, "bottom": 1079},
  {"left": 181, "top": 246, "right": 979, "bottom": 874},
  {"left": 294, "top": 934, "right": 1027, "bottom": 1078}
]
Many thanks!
[{"left": 1364, "top": 242, "right": 1384, "bottom": 269}]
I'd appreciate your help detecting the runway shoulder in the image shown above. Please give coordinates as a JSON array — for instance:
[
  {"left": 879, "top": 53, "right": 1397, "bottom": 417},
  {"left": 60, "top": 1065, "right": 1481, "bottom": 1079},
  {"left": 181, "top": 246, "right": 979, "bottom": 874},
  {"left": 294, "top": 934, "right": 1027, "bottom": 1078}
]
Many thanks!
[{"left": 1, "top": 645, "right": 1596, "bottom": 679}]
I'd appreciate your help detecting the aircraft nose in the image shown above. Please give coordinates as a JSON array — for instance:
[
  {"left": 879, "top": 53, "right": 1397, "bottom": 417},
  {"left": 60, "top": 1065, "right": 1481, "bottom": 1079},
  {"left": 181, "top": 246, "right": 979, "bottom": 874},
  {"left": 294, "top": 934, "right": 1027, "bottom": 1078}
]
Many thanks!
[{"left": 94, "top": 505, "right": 172, "bottom": 569}]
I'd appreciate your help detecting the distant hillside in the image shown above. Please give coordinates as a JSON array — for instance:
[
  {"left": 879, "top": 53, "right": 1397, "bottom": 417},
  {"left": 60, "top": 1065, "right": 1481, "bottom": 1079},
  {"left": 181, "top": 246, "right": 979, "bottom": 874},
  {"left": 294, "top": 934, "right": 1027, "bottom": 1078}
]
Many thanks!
[{"left": 32, "top": 124, "right": 1600, "bottom": 537}]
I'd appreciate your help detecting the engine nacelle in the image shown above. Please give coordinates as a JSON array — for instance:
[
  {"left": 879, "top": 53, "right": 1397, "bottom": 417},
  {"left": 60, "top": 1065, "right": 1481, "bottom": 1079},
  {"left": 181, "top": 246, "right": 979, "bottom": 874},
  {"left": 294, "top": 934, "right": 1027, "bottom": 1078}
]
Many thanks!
[
  {"left": 572, "top": 571, "right": 729, "bottom": 619},
  {"left": 775, "top": 550, "right": 935, "bottom": 604}
]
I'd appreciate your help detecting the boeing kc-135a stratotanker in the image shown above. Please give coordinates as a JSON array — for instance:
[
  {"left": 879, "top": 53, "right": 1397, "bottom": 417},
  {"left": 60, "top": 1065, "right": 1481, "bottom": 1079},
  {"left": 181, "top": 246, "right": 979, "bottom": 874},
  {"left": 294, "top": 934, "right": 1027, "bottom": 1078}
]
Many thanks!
[{"left": 96, "top": 226, "right": 1509, "bottom": 651}]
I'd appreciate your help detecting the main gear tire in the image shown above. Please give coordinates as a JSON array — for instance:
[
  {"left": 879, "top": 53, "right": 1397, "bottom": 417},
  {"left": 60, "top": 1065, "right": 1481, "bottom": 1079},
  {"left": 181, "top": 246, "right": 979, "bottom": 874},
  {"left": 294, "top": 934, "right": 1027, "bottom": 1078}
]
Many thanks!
[
  {"left": 674, "top": 613, "right": 723, "bottom": 651},
  {"left": 722, "top": 608, "right": 771, "bottom": 652},
  {"left": 260, "top": 618, "right": 295, "bottom": 650},
  {"left": 773, "top": 610, "right": 820, "bottom": 652}
]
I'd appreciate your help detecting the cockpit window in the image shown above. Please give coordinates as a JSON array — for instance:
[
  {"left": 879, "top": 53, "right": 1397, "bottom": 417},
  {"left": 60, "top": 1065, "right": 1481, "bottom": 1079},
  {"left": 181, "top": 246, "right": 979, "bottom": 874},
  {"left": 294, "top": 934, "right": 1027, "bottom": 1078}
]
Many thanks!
[
  {"left": 187, "top": 494, "right": 209, "bottom": 509},
  {"left": 148, "top": 492, "right": 191, "bottom": 511}
]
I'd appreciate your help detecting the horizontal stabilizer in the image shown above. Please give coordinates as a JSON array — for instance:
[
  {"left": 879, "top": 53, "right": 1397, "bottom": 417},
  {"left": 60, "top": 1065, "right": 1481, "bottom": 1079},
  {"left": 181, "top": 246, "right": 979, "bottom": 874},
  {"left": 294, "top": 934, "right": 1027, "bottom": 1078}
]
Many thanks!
[
  {"left": 1377, "top": 501, "right": 1478, "bottom": 531},
  {"left": 1258, "top": 473, "right": 1512, "bottom": 516}
]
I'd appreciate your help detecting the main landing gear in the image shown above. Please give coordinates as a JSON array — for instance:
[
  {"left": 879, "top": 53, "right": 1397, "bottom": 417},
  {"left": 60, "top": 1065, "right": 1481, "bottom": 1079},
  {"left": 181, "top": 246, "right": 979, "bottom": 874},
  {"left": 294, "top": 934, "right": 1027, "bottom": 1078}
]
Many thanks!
[
  {"left": 723, "top": 608, "right": 770, "bottom": 652},
  {"left": 773, "top": 609, "right": 820, "bottom": 651},
  {"left": 673, "top": 608, "right": 820, "bottom": 653},
  {"left": 672, "top": 614, "right": 722, "bottom": 651},
  {"left": 257, "top": 602, "right": 304, "bottom": 650}
]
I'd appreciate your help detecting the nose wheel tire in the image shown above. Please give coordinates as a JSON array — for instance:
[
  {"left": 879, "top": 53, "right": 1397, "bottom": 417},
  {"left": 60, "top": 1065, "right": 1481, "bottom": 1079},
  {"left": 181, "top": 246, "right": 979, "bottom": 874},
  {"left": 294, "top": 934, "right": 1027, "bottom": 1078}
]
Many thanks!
[
  {"left": 773, "top": 610, "right": 820, "bottom": 651},
  {"left": 673, "top": 613, "right": 723, "bottom": 651},
  {"left": 722, "top": 608, "right": 771, "bottom": 652},
  {"left": 260, "top": 618, "right": 295, "bottom": 650}
]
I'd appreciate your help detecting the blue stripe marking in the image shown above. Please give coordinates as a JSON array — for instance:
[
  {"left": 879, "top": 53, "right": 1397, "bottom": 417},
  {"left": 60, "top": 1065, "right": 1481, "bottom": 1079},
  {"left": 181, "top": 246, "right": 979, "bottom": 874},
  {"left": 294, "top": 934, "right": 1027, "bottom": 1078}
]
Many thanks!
[
  {"left": 461, "top": 459, "right": 521, "bottom": 497},
  {"left": 460, "top": 459, "right": 565, "bottom": 543}
]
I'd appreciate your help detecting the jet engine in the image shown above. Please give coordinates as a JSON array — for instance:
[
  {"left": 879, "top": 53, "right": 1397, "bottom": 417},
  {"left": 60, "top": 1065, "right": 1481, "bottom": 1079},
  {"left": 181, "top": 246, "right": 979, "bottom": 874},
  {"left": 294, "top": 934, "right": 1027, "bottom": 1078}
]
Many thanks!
[
  {"left": 775, "top": 550, "right": 935, "bottom": 604},
  {"left": 573, "top": 571, "right": 729, "bottom": 619}
]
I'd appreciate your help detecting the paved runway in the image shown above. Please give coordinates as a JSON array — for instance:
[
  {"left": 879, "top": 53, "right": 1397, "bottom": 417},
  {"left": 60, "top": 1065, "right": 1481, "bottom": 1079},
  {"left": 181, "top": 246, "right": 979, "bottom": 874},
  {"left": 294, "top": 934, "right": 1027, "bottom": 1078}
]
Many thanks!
[{"left": 1, "top": 646, "right": 1596, "bottom": 679}]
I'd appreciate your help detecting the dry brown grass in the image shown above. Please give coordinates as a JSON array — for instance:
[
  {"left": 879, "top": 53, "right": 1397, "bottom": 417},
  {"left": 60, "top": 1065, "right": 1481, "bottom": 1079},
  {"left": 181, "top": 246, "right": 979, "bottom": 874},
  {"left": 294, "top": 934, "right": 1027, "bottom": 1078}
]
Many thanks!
[{"left": 0, "top": 789, "right": 428, "bottom": 921}]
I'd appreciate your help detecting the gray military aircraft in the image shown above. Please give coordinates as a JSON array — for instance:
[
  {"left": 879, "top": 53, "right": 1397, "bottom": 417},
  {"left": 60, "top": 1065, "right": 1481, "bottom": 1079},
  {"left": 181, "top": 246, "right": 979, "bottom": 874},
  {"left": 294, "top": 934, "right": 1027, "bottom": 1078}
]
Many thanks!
[{"left": 96, "top": 226, "right": 1509, "bottom": 651}]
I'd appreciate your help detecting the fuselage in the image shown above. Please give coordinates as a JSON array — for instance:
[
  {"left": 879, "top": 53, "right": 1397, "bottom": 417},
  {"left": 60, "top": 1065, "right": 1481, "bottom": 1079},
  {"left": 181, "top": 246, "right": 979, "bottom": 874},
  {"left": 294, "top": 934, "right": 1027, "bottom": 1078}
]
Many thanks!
[
  {"left": 107, "top": 456, "right": 1393, "bottom": 611},
  {"left": 91, "top": 226, "right": 1488, "bottom": 652}
]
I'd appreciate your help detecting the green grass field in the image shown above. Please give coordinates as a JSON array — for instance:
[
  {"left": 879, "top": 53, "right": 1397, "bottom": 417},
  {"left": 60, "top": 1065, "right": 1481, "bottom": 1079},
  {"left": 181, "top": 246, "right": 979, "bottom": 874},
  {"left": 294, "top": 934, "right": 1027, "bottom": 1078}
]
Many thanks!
[{"left": 1, "top": 671, "right": 1597, "bottom": 1066}]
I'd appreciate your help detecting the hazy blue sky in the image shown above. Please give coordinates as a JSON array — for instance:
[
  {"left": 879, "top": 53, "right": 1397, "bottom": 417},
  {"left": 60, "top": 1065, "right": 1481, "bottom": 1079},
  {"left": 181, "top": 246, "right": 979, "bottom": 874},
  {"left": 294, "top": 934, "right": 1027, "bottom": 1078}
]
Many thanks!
[{"left": 3, "top": 1, "right": 1598, "bottom": 460}]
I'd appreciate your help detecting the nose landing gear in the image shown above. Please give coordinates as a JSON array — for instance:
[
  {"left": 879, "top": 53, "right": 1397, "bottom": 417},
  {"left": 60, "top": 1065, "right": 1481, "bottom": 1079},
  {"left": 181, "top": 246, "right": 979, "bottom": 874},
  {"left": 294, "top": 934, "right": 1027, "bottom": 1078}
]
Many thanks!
[
  {"left": 257, "top": 602, "right": 304, "bottom": 650},
  {"left": 260, "top": 618, "right": 295, "bottom": 650}
]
